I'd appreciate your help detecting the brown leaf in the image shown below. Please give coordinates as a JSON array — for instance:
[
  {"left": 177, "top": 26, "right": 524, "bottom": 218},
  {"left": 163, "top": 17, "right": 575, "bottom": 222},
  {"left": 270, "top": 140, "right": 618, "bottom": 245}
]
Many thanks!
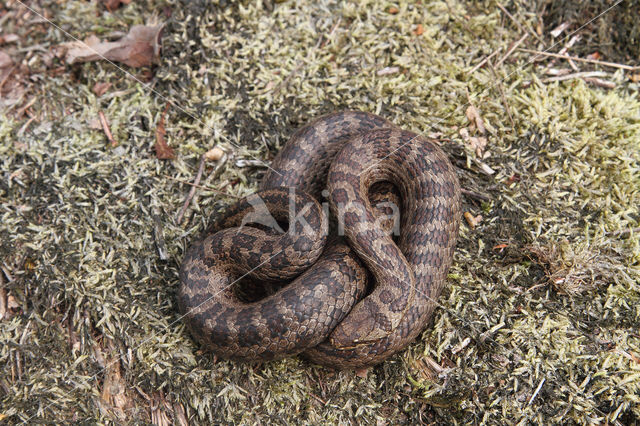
[
  {"left": 388, "top": 7, "right": 399, "bottom": 14},
  {"left": 464, "top": 212, "right": 482, "bottom": 229},
  {"left": 459, "top": 128, "right": 488, "bottom": 157},
  {"left": 102, "top": 0, "right": 132, "bottom": 12},
  {"left": 465, "top": 105, "right": 485, "bottom": 134},
  {"left": 470, "top": 136, "right": 488, "bottom": 157},
  {"left": 0, "top": 34, "right": 19, "bottom": 44},
  {"left": 355, "top": 367, "right": 369, "bottom": 378},
  {"left": 98, "top": 345, "right": 133, "bottom": 421},
  {"left": 586, "top": 51, "right": 601, "bottom": 61},
  {"left": 630, "top": 74, "right": 640, "bottom": 83},
  {"left": 92, "top": 81, "right": 112, "bottom": 96},
  {"left": 155, "top": 102, "right": 174, "bottom": 160},
  {"left": 65, "top": 24, "right": 164, "bottom": 68},
  {"left": 0, "top": 51, "right": 13, "bottom": 69},
  {"left": 413, "top": 24, "right": 424, "bottom": 35}
]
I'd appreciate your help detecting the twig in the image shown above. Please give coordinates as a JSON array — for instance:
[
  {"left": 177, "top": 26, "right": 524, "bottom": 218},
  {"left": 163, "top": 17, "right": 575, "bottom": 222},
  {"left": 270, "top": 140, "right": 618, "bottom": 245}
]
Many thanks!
[
  {"left": 606, "top": 227, "right": 640, "bottom": 238},
  {"left": 553, "top": 35, "right": 582, "bottom": 71},
  {"left": 467, "top": 47, "right": 503, "bottom": 75},
  {"left": 519, "top": 48, "right": 640, "bottom": 71},
  {"left": 152, "top": 207, "right": 169, "bottom": 261},
  {"left": 164, "top": 174, "right": 240, "bottom": 199},
  {"left": 16, "top": 96, "right": 36, "bottom": 117},
  {"left": 1, "top": 264, "right": 13, "bottom": 282},
  {"left": 98, "top": 111, "right": 117, "bottom": 147},
  {"left": 487, "top": 60, "right": 515, "bottom": 128},
  {"left": 496, "top": 3, "right": 545, "bottom": 45},
  {"left": 583, "top": 77, "right": 616, "bottom": 89},
  {"left": 0, "top": 288, "right": 6, "bottom": 321},
  {"left": 309, "top": 392, "right": 328, "bottom": 406},
  {"left": 461, "top": 188, "right": 491, "bottom": 202},
  {"left": 528, "top": 377, "right": 546, "bottom": 405},
  {"left": 495, "top": 33, "right": 528, "bottom": 68},
  {"left": 0, "top": 65, "right": 16, "bottom": 91},
  {"left": 176, "top": 154, "right": 206, "bottom": 224},
  {"left": 17, "top": 116, "right": 36, "bottom": 137},
  {"left": 542, "top": 71, "right": 609, "bottom": 83},
  {"left": 154, "top": 102, "right": 175, "bottom": 159},
  {"left": 475, "top": 159, "right": 495, "bottom": 176},
  {"left": 273, "top": 61, "right": 304, "bottom": 95}
]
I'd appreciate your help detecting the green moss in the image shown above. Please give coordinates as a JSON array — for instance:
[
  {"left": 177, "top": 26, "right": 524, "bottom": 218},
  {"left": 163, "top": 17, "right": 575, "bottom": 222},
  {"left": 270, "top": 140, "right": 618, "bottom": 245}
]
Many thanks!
[{"left": 1, "top": 0, "right": 638, "bottom": 424}]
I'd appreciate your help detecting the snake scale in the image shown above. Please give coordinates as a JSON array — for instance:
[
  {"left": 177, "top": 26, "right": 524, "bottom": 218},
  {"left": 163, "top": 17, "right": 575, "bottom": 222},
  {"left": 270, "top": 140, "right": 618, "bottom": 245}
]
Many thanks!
[{"left": 178, "top": 111, "right": 461, "bottom": 368}]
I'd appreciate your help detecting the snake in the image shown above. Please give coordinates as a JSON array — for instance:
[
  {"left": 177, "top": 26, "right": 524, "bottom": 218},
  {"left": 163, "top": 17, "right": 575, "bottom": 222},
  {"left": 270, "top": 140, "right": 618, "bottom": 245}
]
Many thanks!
[{"left": 178, "top": 111, "right": 461, "bottom": 368}]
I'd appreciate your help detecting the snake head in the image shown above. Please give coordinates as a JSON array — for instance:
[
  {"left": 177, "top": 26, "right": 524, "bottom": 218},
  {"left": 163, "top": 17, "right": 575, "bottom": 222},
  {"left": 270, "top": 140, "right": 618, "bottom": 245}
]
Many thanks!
[{"left": 329, "top": 298, "right": 401, "bottom": 346}]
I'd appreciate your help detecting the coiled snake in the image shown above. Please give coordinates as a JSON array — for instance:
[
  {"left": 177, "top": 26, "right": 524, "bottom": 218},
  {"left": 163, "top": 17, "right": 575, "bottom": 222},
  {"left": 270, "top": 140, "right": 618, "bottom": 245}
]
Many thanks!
[{"left": 178, "top": 111, "right": 461, "bottom": 368}]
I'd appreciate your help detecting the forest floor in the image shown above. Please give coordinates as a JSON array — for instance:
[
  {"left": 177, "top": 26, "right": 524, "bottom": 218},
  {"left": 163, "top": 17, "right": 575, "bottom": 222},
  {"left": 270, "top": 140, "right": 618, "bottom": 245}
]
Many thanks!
[{"left": 1, "top": 0, "right": 639, "bottom": 424}]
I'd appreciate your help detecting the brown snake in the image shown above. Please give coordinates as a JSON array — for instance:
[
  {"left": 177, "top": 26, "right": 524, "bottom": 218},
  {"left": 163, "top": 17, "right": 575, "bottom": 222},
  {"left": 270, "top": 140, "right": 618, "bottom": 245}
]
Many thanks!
[{"left": 178, "top": 111, "right": 461, "bottom": 368}]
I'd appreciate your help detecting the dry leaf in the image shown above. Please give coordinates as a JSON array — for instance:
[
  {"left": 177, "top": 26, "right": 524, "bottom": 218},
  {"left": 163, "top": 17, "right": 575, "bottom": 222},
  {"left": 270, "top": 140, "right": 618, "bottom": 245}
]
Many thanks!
[
  {"left": 586, "top": 51, "right": 601, "bottom": 61},
  {"left": 630, "top": 74, "right": 640, "bottom": 83},
  {"left": 464, "top": 212, "right": 482, "bottom": 229},
  {"left": 470, "top": 136, "right": 488, "bottom": 157},
  {"left": 388, "top": 7, "right": 399, "bottom": 14},
  {"left": 0, "top": 34, "right": 19, "bottom": 44},
  {"left": 65, "top": 24, "right": 164, "bottom": 68},
  {"left": 99, "top": 348, "right": 133, "bottom": 421},
  {"left": 377, "top": 66, "right": 400, "bottom": 76},
  {"left": 465, "top": 105, "right": 486, "bottom": 134},
  {"left": 413, "top": 24, "right": 424, "bottom": 35},
  {"left": 459, "top": 128, "right": 488, "bottom": 157},
  {"left": 355, "top": 367, "right": 369, "bottom": 378},
  {"left": 0, "top": 51, "right": 13, "bottom": 68},
  {"left": 102, "top": 0, "right": 132, "bottom": 12},
  {"left": 155, "top": 102, "right": 174, "bottom": 160},
  {"left": 92, "top": 81, "right": 112, "bottom": 96},
  {"left": 507, "top": 173, "right": 521, "bottom": 184},
  {"left": 550, "top": 22, "right": 570, "bottom": 38},
  {"left": 205, "top": 147, "right": 224, "bottom": 161}
]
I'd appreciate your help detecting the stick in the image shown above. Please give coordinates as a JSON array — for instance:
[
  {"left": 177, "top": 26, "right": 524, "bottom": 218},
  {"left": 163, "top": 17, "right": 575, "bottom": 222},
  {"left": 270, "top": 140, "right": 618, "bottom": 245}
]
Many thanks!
[
  {"left": 98, "top": 111, "right": 117, "bottom": 147},
  {"left": 461, "top": 188, "right": 491, "bottom": 202},
  {"left": 495, "top": 33, "right": 528, "bottom": 68},
  {"left": 164, "top": 175, "right": 240, "bottom": 199},
  {"left": 519, "top": 48, "right": 640, "bottom": 71},
  {"left": 488, "top": 60, "right": 515, "bottom": 128},
  {"left": 468, "top": 47, "right": 503, "bottom": 75},
  {"left": 152, "top": 207, "right": 169, "bottom": 261},
  {"left": 606, "top": 227, "right": 640, "bottom": 238},
  {"left": 528, "top": 377, "right": 546, "bottom": 405},
  {"left": 176, "top": 154, "right": 206, "bottom": 224},
  {"left": 542, "top": 71, "right": 609, "bottom": 83},
  {"left": 0, "top": 65, "right": 16, "bottom": 91},
  {"left": 583, "top": 77, "right": 616, "bottom": 89}
]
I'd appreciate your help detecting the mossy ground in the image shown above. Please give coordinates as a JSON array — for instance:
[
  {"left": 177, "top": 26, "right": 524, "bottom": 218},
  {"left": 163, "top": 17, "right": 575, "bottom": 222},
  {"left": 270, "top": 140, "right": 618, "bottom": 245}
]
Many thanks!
[{"left": 1, "top": 0, "right": 639, "bottom": 424}]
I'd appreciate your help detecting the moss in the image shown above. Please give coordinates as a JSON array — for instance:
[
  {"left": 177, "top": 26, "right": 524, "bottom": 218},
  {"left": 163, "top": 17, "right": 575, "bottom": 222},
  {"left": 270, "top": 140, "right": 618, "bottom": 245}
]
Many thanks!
[
  {"left": 1, "top": 0, "right": 639, "bottom": 424},
  {"left": 537, "top": 0, "right": 640, "bottom": 64}
]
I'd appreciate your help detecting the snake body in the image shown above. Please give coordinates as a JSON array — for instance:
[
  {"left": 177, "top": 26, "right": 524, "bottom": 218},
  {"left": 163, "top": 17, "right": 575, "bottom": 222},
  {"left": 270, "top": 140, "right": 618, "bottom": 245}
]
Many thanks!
[{"left": 178, "top": 111, "right": 461, "bottom": 368}]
